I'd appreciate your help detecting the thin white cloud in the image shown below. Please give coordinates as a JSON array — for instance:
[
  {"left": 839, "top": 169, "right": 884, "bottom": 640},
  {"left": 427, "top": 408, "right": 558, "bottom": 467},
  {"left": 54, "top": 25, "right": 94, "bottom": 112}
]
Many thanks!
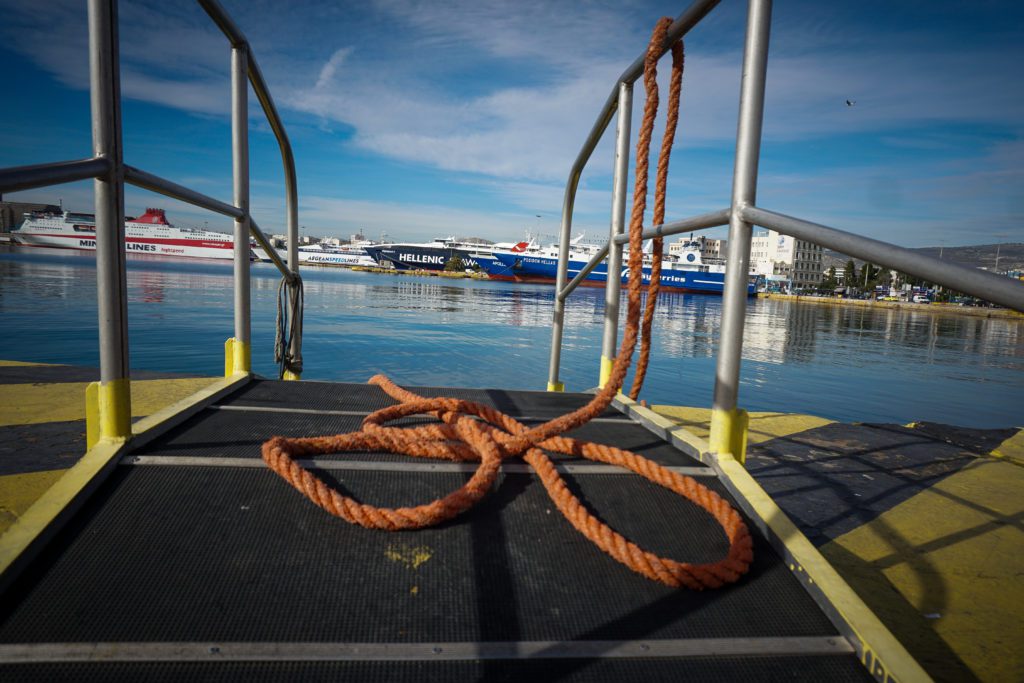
[{"left": 314, "top": 47, "right": 355, "bottom": 92}]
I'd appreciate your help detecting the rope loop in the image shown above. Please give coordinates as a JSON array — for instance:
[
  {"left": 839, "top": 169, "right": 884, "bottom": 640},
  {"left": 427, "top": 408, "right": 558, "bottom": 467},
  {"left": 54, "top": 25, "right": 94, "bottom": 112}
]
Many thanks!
[
  {"left": 275, "top": 272, "right": 304, "bottom": 378},
  {"left": 261, "top": 19, "right": 753, "bottom": 588}
]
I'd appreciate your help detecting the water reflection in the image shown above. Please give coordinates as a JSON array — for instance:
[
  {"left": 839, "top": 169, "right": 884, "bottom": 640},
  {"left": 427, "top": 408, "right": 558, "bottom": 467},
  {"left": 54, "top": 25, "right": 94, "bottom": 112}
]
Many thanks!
[{"left": 1, "top": 246, "right": 1021, "bottom": 428}]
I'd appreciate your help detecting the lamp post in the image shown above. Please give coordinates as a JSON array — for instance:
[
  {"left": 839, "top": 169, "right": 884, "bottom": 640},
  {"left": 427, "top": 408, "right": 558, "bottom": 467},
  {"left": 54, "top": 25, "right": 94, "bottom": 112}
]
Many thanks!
[{"left": 992, "top": 233, "right": 1009, "bottom": 274}]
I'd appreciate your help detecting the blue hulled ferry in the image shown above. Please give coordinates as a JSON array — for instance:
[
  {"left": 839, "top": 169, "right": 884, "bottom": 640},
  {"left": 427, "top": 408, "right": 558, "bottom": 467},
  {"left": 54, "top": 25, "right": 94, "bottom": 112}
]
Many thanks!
[{"left": 484, "top": 240, "right": 756, "bottom": 295}]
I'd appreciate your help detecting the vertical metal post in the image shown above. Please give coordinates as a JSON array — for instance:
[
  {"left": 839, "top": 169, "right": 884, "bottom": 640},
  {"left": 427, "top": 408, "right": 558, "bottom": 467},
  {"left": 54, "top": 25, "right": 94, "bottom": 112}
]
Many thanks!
[
  {"left": 227, "top": 44, "right": 251, "bottom": 376},
  {"left": 547, "top": 189, "right": 586, "bottom": 388},
  {"left": 599, "top": 81, "right": 633, "bottom": 387},
  {"left": 85, "top": 0, "right": 131, "bottom": 447},
  {"left": 548, "top": 164, "right": 590, "bottom": 393},
  {"left": 286, "top": 178, "right": 298, "bottom": 273},
  {"left": 709, "top": 0, "right": 772, "bottom": 464}
]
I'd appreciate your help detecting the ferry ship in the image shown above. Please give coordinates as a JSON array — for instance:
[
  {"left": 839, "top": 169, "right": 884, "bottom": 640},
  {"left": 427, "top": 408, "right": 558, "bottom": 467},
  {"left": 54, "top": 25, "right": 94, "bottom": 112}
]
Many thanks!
[
  {"left": 295, "top": 243, "right": 377, "bottom": 267},
  {"left": 364, "top": 236, "right": 531, "bottom": 271},
  {"left": 254, "top": 238, "right": 382, "bottom": 267},
  {"left": 485, "top": 239, "right": 757, "bottom": 295},
  {"left": 11, "top": 208, "right": 253, "bottom": 260},
  {"left": 363, "top": 237, "right": 488, "bottom": 271}
]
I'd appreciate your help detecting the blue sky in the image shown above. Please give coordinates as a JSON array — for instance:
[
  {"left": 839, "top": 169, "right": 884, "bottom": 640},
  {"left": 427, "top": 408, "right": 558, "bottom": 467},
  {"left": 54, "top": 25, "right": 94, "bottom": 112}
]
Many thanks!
[{"left": 1, "top": 0, "right": 1021, "bottom": 247}]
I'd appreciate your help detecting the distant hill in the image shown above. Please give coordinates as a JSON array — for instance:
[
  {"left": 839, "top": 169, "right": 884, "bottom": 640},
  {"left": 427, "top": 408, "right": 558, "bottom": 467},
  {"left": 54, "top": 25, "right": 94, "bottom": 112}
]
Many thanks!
[{"left": 824, "top": 243, "right": 1024, "bottom": 273}]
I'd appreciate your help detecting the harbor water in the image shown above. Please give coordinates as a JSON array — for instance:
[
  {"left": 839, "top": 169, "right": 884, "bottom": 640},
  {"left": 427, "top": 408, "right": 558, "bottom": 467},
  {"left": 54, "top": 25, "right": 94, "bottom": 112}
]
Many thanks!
[{"left": 1, "top": 246, "right": 1021, "bottom": 429}]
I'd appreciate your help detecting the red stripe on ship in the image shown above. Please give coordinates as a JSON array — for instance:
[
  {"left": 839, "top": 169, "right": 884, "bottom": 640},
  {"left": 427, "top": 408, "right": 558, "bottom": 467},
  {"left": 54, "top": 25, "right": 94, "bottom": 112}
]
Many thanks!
[{"left": 20, "top": 233, "right": 234, "bottom": 249}]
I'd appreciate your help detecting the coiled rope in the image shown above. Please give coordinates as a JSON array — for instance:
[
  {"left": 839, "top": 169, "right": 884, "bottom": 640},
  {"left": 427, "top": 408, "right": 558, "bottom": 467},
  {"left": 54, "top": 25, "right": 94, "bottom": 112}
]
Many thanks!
[
  {"left": 275, "top": 273, "right": 304, "bottom": 379},
  {"left": 262, "top": 19, "right": 753, "bottom": 588}
]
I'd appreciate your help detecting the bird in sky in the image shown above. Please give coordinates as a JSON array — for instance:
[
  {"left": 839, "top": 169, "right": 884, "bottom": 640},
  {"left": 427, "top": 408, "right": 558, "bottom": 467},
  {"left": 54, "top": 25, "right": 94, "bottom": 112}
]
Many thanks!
[{"left": 846, "top": 99, "right": 856, "bottom": 107}]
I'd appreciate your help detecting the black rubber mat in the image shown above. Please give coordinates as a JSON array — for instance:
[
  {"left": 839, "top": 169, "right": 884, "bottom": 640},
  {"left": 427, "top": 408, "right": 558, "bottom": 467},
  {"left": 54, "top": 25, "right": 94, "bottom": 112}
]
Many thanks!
[
  {"left": 0, "top": 466, "right": 836, "bottom": 643},
  {"left": 226, "top": 379, "right": 622, "bottom": 419},
  {"left": 745, "top": 421, "right": 979, "bottom": 543},
  {"left": 1, "top": 655, "right": 874, "bottom": 682},
  {"left": 0, "top": 380, "right": 882, "bottom": 681},
  {"left": 136, "top": 406, "right": 705, "bottom": 468},
  {"left": 136, "top": 408, "right": 438, "bottom": 459}
]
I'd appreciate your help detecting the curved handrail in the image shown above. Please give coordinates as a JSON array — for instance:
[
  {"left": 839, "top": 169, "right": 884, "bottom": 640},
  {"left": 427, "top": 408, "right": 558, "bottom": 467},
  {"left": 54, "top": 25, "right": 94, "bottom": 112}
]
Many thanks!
[
  {"left": 197, "top": 0, "right": 299, "bottom": 273},
  {"left": 562, "top": 0, "right": 721, "bottom": 209},
  {"left": 548, "top": 0, "right": 722, "bottom": 390}
]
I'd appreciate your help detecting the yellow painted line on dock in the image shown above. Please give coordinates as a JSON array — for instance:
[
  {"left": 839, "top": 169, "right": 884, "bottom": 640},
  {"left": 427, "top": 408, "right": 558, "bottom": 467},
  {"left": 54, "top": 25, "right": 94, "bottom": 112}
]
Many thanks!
[
  {"left": 0, "top": 360, "right": 47, "bottom": 367},
  {"left": 821, "top": 457, "right": 1024, "bottom": 682},
  {"left": 651, "top": 405, "right": 834, "bottom": 445},
  {"left": 0, "top": 377, "right": 220, "bottom": 427}
]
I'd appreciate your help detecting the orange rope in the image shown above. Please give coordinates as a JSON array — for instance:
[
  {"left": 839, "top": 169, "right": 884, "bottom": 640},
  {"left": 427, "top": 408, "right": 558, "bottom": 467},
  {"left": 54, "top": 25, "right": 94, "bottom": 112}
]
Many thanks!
[
  {"left": 630, "top": 37, "right": 683, "bottom": 401},
  {"left": 261, "top": 19, "right": 753, "bottom": 589}
]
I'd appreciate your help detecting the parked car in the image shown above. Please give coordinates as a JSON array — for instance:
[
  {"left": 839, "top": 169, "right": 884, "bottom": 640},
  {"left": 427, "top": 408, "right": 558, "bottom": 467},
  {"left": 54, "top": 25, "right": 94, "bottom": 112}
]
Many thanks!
[{"left": 912, "top": 295, "right": 930, "bottom": 304}]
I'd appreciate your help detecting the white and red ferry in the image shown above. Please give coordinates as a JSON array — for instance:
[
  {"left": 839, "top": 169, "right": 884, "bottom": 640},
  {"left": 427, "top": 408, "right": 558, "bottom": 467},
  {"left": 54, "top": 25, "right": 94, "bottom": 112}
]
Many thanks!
[{"left": 11, "top": 208, "right": 253, "bottom": 261}]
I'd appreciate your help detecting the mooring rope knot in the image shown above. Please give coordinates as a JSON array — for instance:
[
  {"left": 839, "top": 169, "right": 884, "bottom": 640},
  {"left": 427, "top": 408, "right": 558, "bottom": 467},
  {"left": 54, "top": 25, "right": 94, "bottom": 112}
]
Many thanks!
[{"left": 261, "top": 18, "right": 753, "bottom": 589}]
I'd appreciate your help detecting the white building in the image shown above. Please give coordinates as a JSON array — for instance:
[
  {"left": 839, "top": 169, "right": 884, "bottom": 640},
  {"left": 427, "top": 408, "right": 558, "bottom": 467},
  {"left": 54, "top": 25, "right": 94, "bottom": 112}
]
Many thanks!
[{"left": 749, "top": 230, "right": 824, "bottom": 290}]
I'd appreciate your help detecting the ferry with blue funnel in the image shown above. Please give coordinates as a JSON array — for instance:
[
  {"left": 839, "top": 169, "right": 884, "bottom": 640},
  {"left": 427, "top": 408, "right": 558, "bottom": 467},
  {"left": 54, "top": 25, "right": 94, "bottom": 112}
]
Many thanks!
[{"left": 486, "top": 239, "right": 756, "bottom": 295}]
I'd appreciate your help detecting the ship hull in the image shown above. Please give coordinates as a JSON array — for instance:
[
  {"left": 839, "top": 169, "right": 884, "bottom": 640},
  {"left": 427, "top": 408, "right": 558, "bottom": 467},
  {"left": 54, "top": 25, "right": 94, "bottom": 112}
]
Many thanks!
[
  {"left": 489, "top": 252, "right": 755, "bottom": 295},
  {"left": 12, "top": 227, "right": 243, "bottom": 260},
  {"left": 298, "top": 251, "right": 377, "bottom": 267},
  {"left": 364, "top": 244, "right": 487, "bottom": 271}
]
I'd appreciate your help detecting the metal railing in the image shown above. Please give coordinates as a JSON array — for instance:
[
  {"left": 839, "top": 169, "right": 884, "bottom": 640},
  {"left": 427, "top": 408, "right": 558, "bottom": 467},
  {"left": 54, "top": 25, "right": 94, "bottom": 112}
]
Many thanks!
[
  {"left": 546, "top": 0, "right": 1024, "bottom": 459},
  {"left": 0, "top": 0, "right": 303, "bottom": 446}
]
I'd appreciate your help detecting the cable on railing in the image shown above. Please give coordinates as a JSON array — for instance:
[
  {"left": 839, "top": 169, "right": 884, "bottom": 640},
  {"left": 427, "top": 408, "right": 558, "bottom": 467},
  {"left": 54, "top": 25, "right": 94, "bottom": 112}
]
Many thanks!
[
  {"left": 275, "top": 273, "right": 304, "bottom": 379},
  {"left": 261, "top": 18, "right": 753, "bottom": 589},
  {"left": 630, "top": 35, "right": 684, "bottom": 401}
]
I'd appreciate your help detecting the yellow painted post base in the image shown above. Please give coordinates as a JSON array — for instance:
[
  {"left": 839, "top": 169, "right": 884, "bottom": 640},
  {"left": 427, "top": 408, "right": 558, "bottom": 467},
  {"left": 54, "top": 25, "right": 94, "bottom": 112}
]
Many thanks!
[
  {"left": 223, "top": 337, "right": 252, "bottom": 377},
  {"left": 547, "top": 381, "right": 565, "bottom": 392},
  {"left": 85, "top": 378, "right": 132, "bottom": 450},
  {"left": 709, "top": 407, "right": 749, "bottom": 465},
  {"left": 598, "top": 355, "right": 614, "bottom": 388},
  {"left": 282, "top": 369, "right": 301, "bottom": 381}
]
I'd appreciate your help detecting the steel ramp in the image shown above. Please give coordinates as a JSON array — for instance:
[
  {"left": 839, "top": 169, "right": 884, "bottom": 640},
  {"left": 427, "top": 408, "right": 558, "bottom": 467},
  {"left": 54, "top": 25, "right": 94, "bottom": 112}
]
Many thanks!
[{"left": 0, "top": 379, "right": 905, "bottom": 681}]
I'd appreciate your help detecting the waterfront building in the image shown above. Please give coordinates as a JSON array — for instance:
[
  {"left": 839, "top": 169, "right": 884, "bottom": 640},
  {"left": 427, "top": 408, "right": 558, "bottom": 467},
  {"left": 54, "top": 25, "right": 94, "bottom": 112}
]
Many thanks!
[{"left": 750, "top": 229, "right": 824, "bottom": 290}]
